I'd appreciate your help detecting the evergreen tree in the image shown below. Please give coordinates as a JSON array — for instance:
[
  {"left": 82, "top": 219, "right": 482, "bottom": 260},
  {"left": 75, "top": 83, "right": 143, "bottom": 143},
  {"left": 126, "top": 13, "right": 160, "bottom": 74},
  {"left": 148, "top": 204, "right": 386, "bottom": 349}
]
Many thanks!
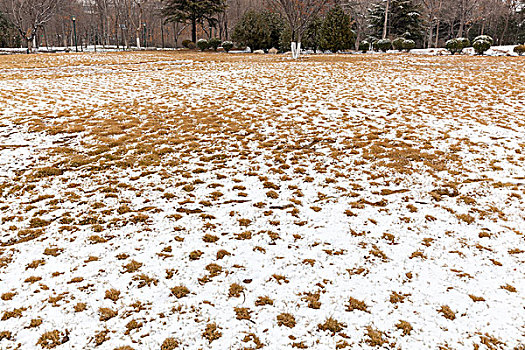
[
  {"left": 368, "top": 0, "right": 423, "bottom": 42},
  {"left": 232, "top": 10, "right": 284, "bottom": 51},
  {"left": 162, "top": 0, "right": 226, "bottom": 43},
  {"left": 319, "top": 6, "right": 356, "bottom": 53},
  {"left": 0, "top": 11, "right": 18, "bottom": 48}
]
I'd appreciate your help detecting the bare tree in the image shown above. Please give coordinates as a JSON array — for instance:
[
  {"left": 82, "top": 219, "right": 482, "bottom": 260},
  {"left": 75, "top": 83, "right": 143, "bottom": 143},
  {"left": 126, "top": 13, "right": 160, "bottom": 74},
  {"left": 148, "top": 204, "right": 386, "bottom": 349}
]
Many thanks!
[
  {"left": 269, "top": 0, "right": 331, "bottom": 58},
  {"left": 0, "top": 0, "right": 64, "bottom": 52}
]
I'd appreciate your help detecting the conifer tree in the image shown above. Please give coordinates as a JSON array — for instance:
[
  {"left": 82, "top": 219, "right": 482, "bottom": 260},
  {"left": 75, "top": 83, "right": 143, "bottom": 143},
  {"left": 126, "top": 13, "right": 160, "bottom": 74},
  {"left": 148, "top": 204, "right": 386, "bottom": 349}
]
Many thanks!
[
  {"left": 368, "top": 0, "right": 424, "bottom": 41},
  {"left": 162, "top": 0, "right": 226, "bottom": 43},
  {"left": 319, "top": 6, "right": 355, "bottom": 52}
]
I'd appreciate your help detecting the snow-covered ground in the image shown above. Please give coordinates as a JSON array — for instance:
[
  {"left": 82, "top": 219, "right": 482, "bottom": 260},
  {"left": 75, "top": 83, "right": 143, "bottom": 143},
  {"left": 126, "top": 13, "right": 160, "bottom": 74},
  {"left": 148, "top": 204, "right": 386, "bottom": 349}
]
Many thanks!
[{"left": 0, "top": 52, "right": 524, "bottom": 349}]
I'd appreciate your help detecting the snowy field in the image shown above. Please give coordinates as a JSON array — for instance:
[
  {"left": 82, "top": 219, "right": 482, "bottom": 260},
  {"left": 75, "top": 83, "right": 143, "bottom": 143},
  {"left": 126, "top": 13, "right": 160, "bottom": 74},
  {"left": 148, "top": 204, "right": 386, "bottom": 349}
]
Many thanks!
[{"left": 0, "top": 52, "right": 524, "bottom": 349}]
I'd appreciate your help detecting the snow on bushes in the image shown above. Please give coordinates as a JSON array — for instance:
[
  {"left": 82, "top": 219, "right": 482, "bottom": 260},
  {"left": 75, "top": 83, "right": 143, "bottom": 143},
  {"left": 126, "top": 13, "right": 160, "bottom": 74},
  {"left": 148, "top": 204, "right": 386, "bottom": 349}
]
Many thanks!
[
  {"left": 197, "top": 39, "right": 209, "bottom": 52},
  {"left": 472, "top": 36, "right": 493, "bottom": 55},
  {"left": 222, "top": 41, "right": 233, "bottom": 53}
]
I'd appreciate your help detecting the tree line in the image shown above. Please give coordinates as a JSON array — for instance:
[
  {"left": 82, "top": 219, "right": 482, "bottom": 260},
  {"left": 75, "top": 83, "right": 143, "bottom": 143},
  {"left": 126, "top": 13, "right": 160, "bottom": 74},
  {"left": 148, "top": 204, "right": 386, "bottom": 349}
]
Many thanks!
[{"left": 0, "top": 0, "right": 524, "bottom": 52}]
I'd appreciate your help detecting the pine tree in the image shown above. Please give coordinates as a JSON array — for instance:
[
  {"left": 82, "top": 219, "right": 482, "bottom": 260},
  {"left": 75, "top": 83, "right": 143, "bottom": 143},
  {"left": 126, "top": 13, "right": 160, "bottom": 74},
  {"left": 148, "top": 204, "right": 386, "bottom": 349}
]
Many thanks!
[
  {"left": 368, "top": 0, "right": 424, "bottom": 42},
  {"left": 162, "top": 0, "right": 226, "bottom": 43},
  {"left": 319, "top": 6, "right": 356, "bottom": 53}
]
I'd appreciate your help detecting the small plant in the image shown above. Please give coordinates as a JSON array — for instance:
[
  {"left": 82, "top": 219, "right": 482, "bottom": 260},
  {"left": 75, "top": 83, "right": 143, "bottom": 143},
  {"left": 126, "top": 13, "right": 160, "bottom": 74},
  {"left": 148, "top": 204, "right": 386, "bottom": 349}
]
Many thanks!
[
  {"left": 346, "top": 297, "right": 368, "bottom": 312},
  {"left": 402, "top": 39, "right": 415, "bottom": 52},
  {"left": 104, "top": 288, "right": 120, "bottom": 302},
  {"left": 202, "top": 323, "right": 222, "bottom": 343},
  {"left": 359, "top": 40, "right": 370, "bottom": 53},
  {"left": 318, "top": 317, "right": 345, "bottom": 334},
  {"left": 392, "top": 37, "right": 405, "bottom": 51},
  {"left": 276, "top": 313, "right": 296, "bottom": 328},
  {"left": 446, "top": 39, "right": 460, "bottom": 54},
  {"left": 396, "top": 320, "right": 413, "bottom": 335},
  {"left": 161, "top": 338, "right": 180, "bottom": 350},
  {"left": 182, "top": 39, "right": 194, "bottom": 49},
  {"left": 228, "top": 283, "right": 244, "bottom": 298},
  {"left": 197, "top": 39, "right": 209, "bottom": 51},
  {"left": 208, "top": 38, "right": 222, "bottom": 51},
  {"left": 375, "top": 39, "right": 392, "bottom": 52},
  {"left": 438, "top": 305, "right": 456, "bottom": 320},
  {"left": 473, "top": 39, "right": 491, "bottom": 55},
  {"left": 514, "top": 44, "right": 525, "bottom": 56},
  {"left": 98, "top": 307, "right": 118, "bottom": 321},
  {"left": 37, "top": 330, "right": 68, "bottom": 349},
  {"left": 171, "top": 285, "right": 190, "bottom": 298},
  {"left": 255, "top": 296, "right": 274, "bottom": 306},
  {"left": 222, "top": 41, "right": 234, "bottom": 52},
  {"left": 457, "top": 37, "right": 470, "bottom": 49}
]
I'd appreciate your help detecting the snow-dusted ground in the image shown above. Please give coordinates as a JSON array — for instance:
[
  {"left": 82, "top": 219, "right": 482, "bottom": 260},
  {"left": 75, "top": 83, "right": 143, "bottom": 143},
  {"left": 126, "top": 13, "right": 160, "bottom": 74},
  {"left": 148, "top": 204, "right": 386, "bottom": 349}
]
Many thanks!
[{"left": 0, "top": 52, "right": 524, "bottom": 350}]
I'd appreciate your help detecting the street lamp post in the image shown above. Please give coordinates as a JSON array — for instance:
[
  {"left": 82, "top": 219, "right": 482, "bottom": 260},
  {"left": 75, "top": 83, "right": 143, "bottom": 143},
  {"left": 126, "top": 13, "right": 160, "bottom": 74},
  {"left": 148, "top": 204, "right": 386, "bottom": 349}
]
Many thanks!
[{"left": 72, "top": 16, "right": 78, "bottom": 52}]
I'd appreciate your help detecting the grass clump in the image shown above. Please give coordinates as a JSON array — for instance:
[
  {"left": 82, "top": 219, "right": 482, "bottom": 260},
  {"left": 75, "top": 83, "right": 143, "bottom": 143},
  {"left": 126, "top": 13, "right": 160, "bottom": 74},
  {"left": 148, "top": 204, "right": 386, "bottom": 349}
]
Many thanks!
[
  {"left": 170, "top": 286, "right": 190, "bottom": 298},
  {"left": 161, "top": 338, "right": 180, "bottom": 350},
  {"left": 318, "top": 317, "right": 345, "bottom": 334},
  {"left": 36, "top": 330, "right": 67, "bottom": 348},
  {"left": 276, "top": 313, "right": 296, "bottom": 328},
  {"left": 202, "top": 323, "right": 222, "bottom": 343},
  {"left": 228, "top": 283, "right": 244, "bottom": 298},
  {"left": 346, "top": 297, "right": 368, "bottom": 312}
]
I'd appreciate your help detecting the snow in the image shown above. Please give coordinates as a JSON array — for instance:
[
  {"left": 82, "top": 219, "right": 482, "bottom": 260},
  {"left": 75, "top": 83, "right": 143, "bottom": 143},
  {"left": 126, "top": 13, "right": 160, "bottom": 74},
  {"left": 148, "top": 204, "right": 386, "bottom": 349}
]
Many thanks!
[{"left": 0, "top": 52, "right": 524, "bottom": 349}]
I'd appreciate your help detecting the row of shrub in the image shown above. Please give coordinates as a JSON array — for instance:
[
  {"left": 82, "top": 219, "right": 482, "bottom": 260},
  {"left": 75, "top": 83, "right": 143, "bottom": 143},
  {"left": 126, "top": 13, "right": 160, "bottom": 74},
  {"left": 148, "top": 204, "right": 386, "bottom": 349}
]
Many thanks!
[
  {"left": 445, "top": 35, "right": 525, "bottom": 56},
  {"left": 183, "top": 35, "right": 525, "bottom": 57}
]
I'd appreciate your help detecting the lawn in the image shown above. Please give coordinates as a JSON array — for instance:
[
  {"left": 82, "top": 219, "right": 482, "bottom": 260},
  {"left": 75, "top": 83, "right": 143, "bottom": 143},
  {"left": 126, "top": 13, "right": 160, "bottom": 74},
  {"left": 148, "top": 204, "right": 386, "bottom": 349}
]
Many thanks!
[{"left": 0, "top": 51, "right": 524, "bottom": 349}]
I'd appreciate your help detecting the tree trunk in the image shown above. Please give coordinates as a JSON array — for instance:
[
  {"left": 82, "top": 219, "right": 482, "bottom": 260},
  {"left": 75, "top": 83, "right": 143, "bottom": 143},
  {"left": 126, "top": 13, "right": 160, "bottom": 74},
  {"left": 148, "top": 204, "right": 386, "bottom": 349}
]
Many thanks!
[
  {"left": 458, "top": 0, "right": 466, "bottom": 37},
  {"left": 434, "top": 19, "right": 440, "bottom": 47},
  {"left": 383, "top": 0, "right": 390, "bottom": 39},
  {"left": 191, "top": 17, "right": 197, "bottom": 43},
  {"left": 428, "top": 24, "right": 434, "bottom": 48},
  {"left": 26, "top": 36, "right": 33, "bottom": 54}
]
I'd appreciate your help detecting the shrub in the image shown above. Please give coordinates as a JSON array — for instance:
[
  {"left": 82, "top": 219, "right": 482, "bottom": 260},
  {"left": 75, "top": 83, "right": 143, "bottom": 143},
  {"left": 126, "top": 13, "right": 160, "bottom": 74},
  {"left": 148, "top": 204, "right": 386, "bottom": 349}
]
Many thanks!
[
  {"left": 446, "top": 39, "right": 460, "bottom": 54},
  {"left": 392, "top": 37, "right": 405, "bottom": 51},
  {"left": 474, "top": 35, "right": 494, "bottom": 45},
  {"left": 376, "top": 39, "right": 392, "bottom": 52},
  {"left": 222, "top": 41, "right": 233, "bottom": 52},
  {"left": 197, "top": 39, "right": 209, "bottom": 51},
  {"left": 182, "top": 39, "right": 193, "bottom": 49},
  {"left": 208, "top": 38, "right": 221, "bottom": 51},
  {"left": 457, "top": 37, "right": 470, "bottom": 49},
  {"left": 513, "top": 44, "right": 525, "bottom": 56},
  {"left": 473, "top": 39, "right": 491, "bottom": 55},
  {"left": 359, "top": 40, "right": 370, "bottom": 53},
  {"left": 402, "top": 39, "right": 415, "bottom": 52}
]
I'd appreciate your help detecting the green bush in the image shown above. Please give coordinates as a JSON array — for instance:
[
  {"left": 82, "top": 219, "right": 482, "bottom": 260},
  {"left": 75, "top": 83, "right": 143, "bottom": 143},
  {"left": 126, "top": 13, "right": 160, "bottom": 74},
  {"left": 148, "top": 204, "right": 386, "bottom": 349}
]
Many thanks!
[
  {"left": 392, "top": 37, "right": 405, "bottom": 51},
  {"left": 319, "top": 6, "right": 356, "bottom": 53},
  {"left": 402, "top": 39, "right": 415, "bottom": 52},
  {"left": 514, "top": 44, "right": 525, "bottom": 56},
  {"left": 222, "top": 41, "right": 234, "bottom": 52},
  {"left": 182, "top": 39, "right": 195, "bottom": 49},
  {"left": 359, "top": 41, "right": 370, "bottom": 53},
  {"left": 446, "top": 38, "right": 470, "bottom": 54},
  {"left": 208, "top": 38, "right": 221, "bottom": 51},
  {"left": 446, "top": 39, "right": 460, "bottom": 54},
  {"left": 474, "top": 35, "right": 494, "bottom": 46},
  {"left": 232, "top": 10, "right": 283, "bottom": 51},
  {"left": 376, "top": 39, "right": 392, "bottom": 52},
  {"left": 472, "top": 39, "right": 491, "bottom": 55},
  {"left": 197, "top": 39, "right": 209, "bottom": 51},
  {"left": 457, "top": 37, "right": 470, "bottom": 49}
]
